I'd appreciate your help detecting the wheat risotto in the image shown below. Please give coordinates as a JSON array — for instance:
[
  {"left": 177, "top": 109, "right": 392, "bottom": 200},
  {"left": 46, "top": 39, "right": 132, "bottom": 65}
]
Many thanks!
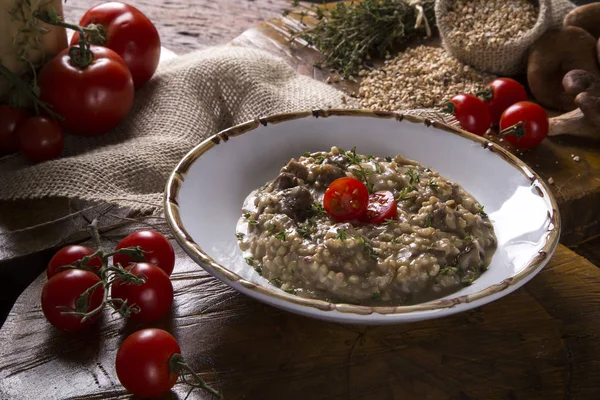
[{"left": 236, "top": 147, "right": 496, "bottom": 305}]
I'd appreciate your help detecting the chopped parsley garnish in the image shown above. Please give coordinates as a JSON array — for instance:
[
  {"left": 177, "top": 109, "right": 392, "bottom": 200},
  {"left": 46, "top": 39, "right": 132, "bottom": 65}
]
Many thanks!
[
  {"left": 303, "top": 151, "right": 311, "bottom": 157},
  {"left": 477, "top": 205, "right": 488, "bottom": 218},
  {"left": 407, "top": 168, "right": 420, "bottom": 185},
  {"left": 248, "top": 219, "right": 258, "bottom": 225},
  {"left": 371, "top": 291, "right": 381, "bottom": 300},
  {"left": 425, "top": 214, "right": 433, "bottom": 228},
  {"left": 395, "top": 187, "right": 412, "bottom": 201},
  {"left": 336, "top": 228, "right": 347, "bottom": 241},
  {"left": 254, "top": 266, "right": 262, "bottom": 275},
  {"left": 314, "top": 155, "right": 325, "bottom": 164},
  {"left": 366, "top": 154, "right": 375, "bottom": 160},
  {"left": 439, "top": 266, "right": 457, "bottom": 275},
  {"left": 243, "top": 212, "right": 251, "bottom": 219},
  {"left": 428, "top": 181, "right": 438, "bottom": 190},
  {"left": 267, "top": 224, "right": 276, "bottom": 233},
  {"left": 275, "top": 231, "right": 287, "bottom": 241},
  {"left": 358, "top": 237, "right": 378, "bottom": 261},
  {"left": 340, "top": 146, "right": 363, "bottom": 164},
  {"left": 297, "top": 217, "right": 316, "bottom": 238},
  {"left": 235, "top": 232, "right": 245, "bottom": 240},
  {"left": 461, "top": 277, "right": 475, "bottom": 286},
  {"left": 374, "top": 163, "right": 382, "bottom": 173},
  {"left": 245, "top": 257, "right": 254, "bottom": 266},
  {"left": 312, "top": 202, "right": 327, "bottom": 216},
  {"left": 385, "top": 156, "right": 393, "bottom": 162},
  {"left": 270, "top": 277, "right": 283, "bottom": 287}
]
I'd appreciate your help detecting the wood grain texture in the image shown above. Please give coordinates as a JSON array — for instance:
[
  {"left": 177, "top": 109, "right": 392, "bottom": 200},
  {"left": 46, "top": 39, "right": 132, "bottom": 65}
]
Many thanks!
[
  {"left": 231, "top": 3, "right": 600, "bottom": 246},
  {"left": 61, "top": 0, "right": 291, "bottom": 55},
  {"left": 0, "top": 222, "right": 598, "bottom": 400}
]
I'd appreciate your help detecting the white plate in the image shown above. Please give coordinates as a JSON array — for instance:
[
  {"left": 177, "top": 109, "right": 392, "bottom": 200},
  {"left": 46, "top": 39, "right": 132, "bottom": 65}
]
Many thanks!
[{"left": 164, "top": 109, "right": 560, "bottom": 325}]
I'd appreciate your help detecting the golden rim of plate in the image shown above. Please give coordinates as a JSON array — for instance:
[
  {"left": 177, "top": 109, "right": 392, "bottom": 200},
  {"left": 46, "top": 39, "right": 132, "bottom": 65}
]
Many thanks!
[{"left": 164, "top": 108, "right": 561, "bottom": 316}]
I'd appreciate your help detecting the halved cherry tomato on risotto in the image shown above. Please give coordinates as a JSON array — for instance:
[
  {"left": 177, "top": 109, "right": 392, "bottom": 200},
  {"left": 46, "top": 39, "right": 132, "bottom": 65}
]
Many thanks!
[
  {"left": 323, "top": 177, "right": 369, "bottom": 221},
  {"left": 362, "top": 191, "right": 397, "bottom": 224}
]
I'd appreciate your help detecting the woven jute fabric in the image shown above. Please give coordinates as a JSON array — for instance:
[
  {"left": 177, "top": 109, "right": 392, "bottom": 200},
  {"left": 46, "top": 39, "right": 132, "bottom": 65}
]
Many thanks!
[
  {"left": 435, "top": 0, "right": 575, "bottom": 76},
  {"left": 0, "top": 46, "right": 457, "bottom": 215}
]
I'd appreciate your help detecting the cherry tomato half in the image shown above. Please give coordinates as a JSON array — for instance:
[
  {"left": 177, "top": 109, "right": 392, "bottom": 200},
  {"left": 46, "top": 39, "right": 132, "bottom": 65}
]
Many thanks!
[
  {"left": 445, "top": 94, "right": 492, "bottom": 136},
  {"left": 116, "top": 329, "right": 181, "bottom": 398},
  {"left": 361, "top": 191, "right": 397, "bottom": 225},
  {"left": 17, "top": 116, "right": 64, "bottom": 162},
  {"left": 111, "top": 262, "right": 173, "bottom": 323},
  {"left": 38, "top": 45, "right": 134, "bottom": 137},
  {"left": 323, "top": 177, "right": 369, "bottom": 222},
  {"left": 113, "top": 230, "right": 175, "bottom": 276},
  {"left": 41, "top": 269, "right": 104, "bottom": 332},
  {"left": 0, "top": 105, "right": 28, "bottom": 155},
  {"left": 479, "top": 78, "right": 528, "bottom": 125},
  {"left": 47, "top": 245, "right": 103, "bottom": 279},
  {"left": 71, "top": 2, "right": 161, "bottom": 88},
  {"left": 500, "top": 101, "right": 549, "bottom": 149}
]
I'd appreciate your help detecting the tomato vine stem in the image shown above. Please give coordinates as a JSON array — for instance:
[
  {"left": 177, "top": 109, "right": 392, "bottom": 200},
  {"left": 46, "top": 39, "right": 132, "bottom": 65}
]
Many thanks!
[{"left": 169, "top": 354, "right": 224, "bottom": 399}]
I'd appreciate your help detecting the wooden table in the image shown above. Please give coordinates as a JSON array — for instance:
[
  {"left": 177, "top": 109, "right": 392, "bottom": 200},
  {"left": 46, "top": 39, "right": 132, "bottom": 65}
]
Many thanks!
[{"left": 2, "top": 1, "right": 600, "bottom": 399}]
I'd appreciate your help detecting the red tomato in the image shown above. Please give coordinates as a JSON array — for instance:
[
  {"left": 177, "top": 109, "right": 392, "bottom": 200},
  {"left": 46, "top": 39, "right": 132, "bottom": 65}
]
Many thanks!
[
  {"left": 17, "top": 116, "right": 64, "bottom": 162},
  {"left": 41, "top": 269, "right": 104, "bottom": 332},
  {"left": 479, "top": 78, "right": 528, "bottom": 125},
  {"left": 0, "top": 105, "right": 28, "bottom": 155},
  {"left": 323, "top": 177, "right": 369, "bottom": 222},
  {"left": 47, "top": 245, "right": 103, "bottom": 279},
  {"left": 37, "top": 45, "right": 134, "bottom": 136},
  {"left": 444, "top": 94, "right": 492, "bottom": 136},
  {"left": 500, "top": 101, "right": 549, "bottom": 149},
  {"left": 115, "top": 329, "right": 181, "bottom": 397},
  {"left": 111, "top": 263, "right": 173, "bottom": 323},
  {"left": 362, "top": 191, "right": 397, "bottom": 224},
  {"left": 113, "top": 230, "right": 175, "bottom": 276},
  {"left": 71, "top": 2, "right": 161, "bottom": 88}
]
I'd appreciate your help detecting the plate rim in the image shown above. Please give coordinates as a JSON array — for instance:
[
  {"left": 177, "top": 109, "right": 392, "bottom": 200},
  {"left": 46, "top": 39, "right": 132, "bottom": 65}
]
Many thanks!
[{"left": 164, "top": 108, "right": 561, "bottom": 318}]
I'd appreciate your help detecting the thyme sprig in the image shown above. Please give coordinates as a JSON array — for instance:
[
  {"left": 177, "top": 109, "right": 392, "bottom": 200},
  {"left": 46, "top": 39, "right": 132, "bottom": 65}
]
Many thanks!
[{"left": 286, "top": 0, "right": 436, "bottom": 78}]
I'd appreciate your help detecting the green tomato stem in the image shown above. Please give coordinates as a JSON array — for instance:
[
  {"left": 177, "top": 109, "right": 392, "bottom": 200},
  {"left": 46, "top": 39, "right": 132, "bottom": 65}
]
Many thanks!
[{"left": 169, "top": 354, "right": 224, "bottom": 399}]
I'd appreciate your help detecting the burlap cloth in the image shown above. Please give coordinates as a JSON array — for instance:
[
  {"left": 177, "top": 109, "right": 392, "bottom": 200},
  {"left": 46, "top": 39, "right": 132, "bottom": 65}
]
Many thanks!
[{"left": 436, "top": 0, "right": 575, "bottom": 76}]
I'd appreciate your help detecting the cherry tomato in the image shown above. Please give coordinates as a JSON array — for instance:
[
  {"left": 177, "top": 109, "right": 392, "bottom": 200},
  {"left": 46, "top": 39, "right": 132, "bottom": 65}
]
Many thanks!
[
  {"left": 38, "top": 45, "right": 134, "bottom": 136},
  {"left": 323, "top": 177, "right": 369, "bottom": 222},
  {"left": 41, "top": 269, "right": 104, "bottom": 332},
  {"left": 47, "top": 245, "right": 103, "bottom": 279},
  {"left": 17, "top": 116, "right": 64, "bottom": 162},
  {"left": 116, "top": 329, "right": 181, "bottom": 397},
  {"left": 500, "top": 101, "right": 549, "bottom": 149},
  {"left": 361, "top": 191, "right": 397, "bottom": 224},
  {"left": 0, "top": 105, "right": 28, "bottom": 155},
  {"left": 113, "top": 230, "right": 175, "bottom": 276},
  {"left": 445, "top": 94, "right": 492, "bottom": 136},
  {"left": 111, "top": 262, "right": 173, "bottom": 323},
  {"left": 71, "top": 2, "right": 161, "bottom": 88},
  {"left": 479, "top": 78, "right": 528, "bottom": 125}
]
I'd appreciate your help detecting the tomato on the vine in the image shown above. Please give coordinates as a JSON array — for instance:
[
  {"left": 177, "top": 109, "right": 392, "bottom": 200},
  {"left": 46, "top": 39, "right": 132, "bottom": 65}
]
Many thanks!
[
  {"left": 113, "top": 230, "right": 175, "bottom": 276},
  {"left": 323, "top": 177, "right": 369, "bottom": 222},
  {"left": 443, "top": 94, "right": 492, "bottom": 136},
  {"left": 47, "top": 245, "right": 103, "bottom": 279},
  {"left": 500, "top": 101, "right": 549, "bottom": 149},
  {"left": 71, "top": 2, "right": 161, "bottom": 88},
  {"left": 115, "top": 329, "right": 181, "bottom": 398},
  {"left": 111, "top": 262, "right": 173, "bottom": 323},
  {"left": 41, "top": 269, "right": 104, "bottom": 332},
  {"left": 38, "top": 45, "right": 134, "bottom": 137},
  {"left": 361, "top": 191, "right": 397, "bottom": 225},
  {"left": 0, "top": 105, "right": 28, "bottom": 155},
  {"left": 17, "top": 116, "right": 64, "bottom": 162},
  {"left": 478, "top": 78, "right": 528, "bottom": 125}
]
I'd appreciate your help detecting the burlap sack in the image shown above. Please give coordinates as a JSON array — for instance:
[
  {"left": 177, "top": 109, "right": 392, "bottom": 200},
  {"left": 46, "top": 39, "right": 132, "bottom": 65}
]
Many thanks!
[{"left": 435, "top": 0, "right": 575, "bottom": 76}]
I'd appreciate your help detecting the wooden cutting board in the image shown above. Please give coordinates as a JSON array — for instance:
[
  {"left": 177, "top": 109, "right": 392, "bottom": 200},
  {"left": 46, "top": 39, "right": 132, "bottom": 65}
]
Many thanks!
[{"left": 231, "top": 2, "right": 600, "bottom": 247}]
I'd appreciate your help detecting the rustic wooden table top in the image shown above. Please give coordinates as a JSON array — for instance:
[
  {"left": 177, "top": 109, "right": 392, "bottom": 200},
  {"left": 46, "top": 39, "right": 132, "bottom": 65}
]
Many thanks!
[{"left": 2, "top": 1, "right": 600, "bottom": 399}]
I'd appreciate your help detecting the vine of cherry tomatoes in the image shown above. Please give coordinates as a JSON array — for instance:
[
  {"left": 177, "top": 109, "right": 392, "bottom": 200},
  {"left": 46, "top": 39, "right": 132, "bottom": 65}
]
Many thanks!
[
  {"left": 442, "top": 77, "right": 549, "bottom": 149},
  {"left": 1, "top": 2, "right": 160, "bottom": 163}
]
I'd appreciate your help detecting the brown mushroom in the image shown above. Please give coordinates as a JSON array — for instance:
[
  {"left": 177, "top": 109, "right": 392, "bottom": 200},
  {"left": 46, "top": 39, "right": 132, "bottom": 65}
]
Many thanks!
[
  {"left": 527, "top": 26, "right": 600, "bottom": 111},
  {"left": 564, "top": 3, "right": 600, "bottom": 40},
  {"left": 549, "top": 70, "right": 600, "bottom": 139}
]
